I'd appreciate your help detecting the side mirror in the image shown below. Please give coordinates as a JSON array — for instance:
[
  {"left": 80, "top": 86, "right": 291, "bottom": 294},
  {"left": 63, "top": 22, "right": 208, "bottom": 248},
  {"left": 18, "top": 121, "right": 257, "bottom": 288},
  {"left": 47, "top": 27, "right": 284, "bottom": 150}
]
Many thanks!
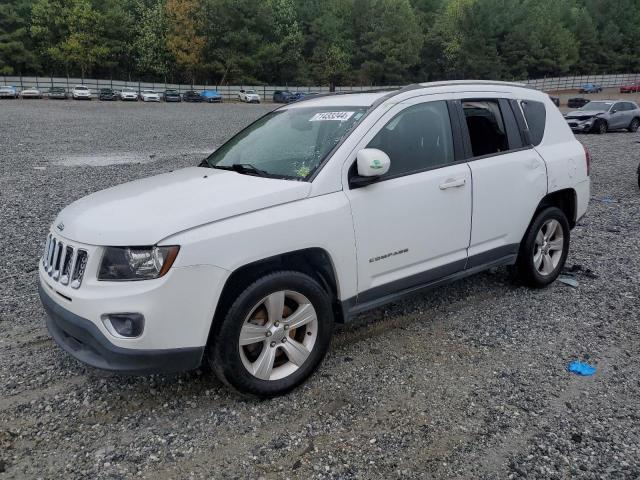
[
  {"left": 611, "top": 109, "right": 617, "bottom": 114},
  {"left": 350, "top": 149, "right": 391, "bottom": 188}
]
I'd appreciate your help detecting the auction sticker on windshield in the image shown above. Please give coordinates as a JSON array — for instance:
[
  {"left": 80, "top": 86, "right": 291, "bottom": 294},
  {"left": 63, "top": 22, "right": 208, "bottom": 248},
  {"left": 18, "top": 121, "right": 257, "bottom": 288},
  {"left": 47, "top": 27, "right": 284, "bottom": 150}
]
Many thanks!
[{"left": 310, "top": 111, "right": 355, "bottom": 122}]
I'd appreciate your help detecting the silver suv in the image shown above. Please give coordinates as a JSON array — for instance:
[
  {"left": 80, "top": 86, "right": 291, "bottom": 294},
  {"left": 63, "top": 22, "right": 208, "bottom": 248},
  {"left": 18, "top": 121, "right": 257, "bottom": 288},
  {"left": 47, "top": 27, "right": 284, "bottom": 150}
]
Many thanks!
[{"left": 565, "top": 100, "right": 640, "bottom": 134}]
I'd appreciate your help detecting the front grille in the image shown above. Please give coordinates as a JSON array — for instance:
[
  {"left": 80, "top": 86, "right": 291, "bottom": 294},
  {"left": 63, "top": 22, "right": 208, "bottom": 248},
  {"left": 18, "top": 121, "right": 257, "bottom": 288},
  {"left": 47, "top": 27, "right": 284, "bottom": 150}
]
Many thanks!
[{"left": 42, "top": 234, "right": 88, "bottom": 289}]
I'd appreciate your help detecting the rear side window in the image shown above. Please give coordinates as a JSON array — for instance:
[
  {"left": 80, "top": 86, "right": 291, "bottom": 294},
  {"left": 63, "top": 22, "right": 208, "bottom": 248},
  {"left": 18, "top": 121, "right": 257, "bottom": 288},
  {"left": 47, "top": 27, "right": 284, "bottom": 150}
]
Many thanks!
[
  {"left": 367, "top": 101, "right": 454, "bottom": 177},
  {"left": 520, "top": 100, "right": 546, "bottom": 146},
  {"left": 462, "top": 100, "right": 509, "bottom": 157}
]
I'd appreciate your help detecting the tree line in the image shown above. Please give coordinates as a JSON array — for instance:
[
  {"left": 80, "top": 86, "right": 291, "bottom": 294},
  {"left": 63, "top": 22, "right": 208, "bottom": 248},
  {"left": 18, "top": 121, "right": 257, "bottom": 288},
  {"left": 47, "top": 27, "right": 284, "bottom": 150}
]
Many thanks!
[{"left": 1, "top": 0, "right": 639, "bottom": 86}]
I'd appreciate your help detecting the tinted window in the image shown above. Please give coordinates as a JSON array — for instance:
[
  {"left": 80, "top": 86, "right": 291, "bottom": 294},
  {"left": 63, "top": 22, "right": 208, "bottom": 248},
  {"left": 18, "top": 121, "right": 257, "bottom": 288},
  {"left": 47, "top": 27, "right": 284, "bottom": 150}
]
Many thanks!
[
  {"left": 366, "top": 101, "right": 454, "bottom": 177},
  {"left": 520, "top": 100, "right": 546, "bottom": 146},
  {"left": 462, "top": 100, "right": 509, "bottom": 157},
  {"left": 612, "top": 103, "right": 624, "bottom": 112},
  {"left": 624, "top": 102, "right": 637, "bottom": 111}
]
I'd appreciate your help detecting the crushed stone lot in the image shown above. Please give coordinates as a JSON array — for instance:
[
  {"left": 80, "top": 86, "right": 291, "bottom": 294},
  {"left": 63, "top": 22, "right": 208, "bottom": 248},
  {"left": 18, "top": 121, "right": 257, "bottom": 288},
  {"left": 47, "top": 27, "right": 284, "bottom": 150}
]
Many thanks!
[{"left": 1, "top": 100, "right": 639, "bottom": 479}]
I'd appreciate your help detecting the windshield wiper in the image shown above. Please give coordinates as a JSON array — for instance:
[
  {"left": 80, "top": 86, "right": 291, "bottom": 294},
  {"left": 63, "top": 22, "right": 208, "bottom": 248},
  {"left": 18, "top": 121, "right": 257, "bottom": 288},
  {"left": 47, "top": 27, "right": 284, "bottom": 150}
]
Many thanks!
[
  {"left": 199, "top": 160, "right": 270, "bottom": 177},
  {"left": 230, "top": 163, "right": 268, "bottom": 177}
]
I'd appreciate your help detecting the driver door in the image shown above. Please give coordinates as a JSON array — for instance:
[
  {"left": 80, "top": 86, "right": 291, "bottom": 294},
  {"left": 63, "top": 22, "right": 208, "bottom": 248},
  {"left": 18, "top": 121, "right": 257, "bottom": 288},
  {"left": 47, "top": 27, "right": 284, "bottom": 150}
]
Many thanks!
[{"left": 343, "top": 98, "right": 472, "bottom": 305}]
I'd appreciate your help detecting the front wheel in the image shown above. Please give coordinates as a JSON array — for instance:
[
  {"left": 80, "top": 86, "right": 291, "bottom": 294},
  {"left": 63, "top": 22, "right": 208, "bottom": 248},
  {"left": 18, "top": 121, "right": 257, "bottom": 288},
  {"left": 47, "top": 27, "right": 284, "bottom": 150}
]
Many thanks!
[
  {"left": 209, "top": 271, "right": 334, "bottom": 397},
  {"left": 594, "top": 120, "right": 607, "bottom": 134},
  {"left": 516, "top": 207, "right": 570, "bottom": 288}
]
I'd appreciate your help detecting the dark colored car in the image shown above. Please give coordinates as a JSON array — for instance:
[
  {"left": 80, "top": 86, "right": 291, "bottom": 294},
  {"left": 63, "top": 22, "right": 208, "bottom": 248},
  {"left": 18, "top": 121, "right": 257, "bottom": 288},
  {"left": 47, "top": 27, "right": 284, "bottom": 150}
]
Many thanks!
[
  {"left": 182, "top": 90, "right": 203, "bottom": 102},
  {"left": 290, "top": 91, "right": 320, "bottom": 102},
  {"left": 164, "top": 89, "right": 182, "bottom": 102},
  {"left": 620, "top": 82, "right": 640, "bottom": 94},
  {"left": 579, "top": 83, "right": 602, "bottom": 94},
  {"left": 99, "top": 88, "right": 118, "bottom": 101},
  {"left": 567, "top": 97, "right": 590, "bottom": 109},
  {"left": 48, "top": 87, "right": 68, "bottom": 100},
  {"left": 273, "top": 90, "right": 295, "bottom": 103}
]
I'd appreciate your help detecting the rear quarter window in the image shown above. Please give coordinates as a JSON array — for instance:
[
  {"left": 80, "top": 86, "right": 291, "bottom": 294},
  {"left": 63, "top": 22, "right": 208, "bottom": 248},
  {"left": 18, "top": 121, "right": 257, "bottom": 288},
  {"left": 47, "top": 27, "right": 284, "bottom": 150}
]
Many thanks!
[{"left": 520, "top": 100, "right": 546, "bottom": 146}]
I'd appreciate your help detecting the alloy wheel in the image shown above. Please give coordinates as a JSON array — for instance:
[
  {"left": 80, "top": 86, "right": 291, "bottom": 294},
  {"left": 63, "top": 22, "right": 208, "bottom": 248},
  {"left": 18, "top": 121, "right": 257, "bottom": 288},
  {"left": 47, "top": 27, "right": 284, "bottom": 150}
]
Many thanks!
[
  {"left": 239, "top": 290, "right": 318, "bottom": 381},
  {"left": 533, "top": 219, "right": 564, "bottom": 276}
]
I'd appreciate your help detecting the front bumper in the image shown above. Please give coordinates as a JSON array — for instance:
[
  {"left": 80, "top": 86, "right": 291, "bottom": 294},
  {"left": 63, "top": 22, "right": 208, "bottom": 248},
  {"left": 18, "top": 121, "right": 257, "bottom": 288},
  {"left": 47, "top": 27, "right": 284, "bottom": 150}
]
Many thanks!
[
  {"left": 39, "top": 283, "right": 204, "bottom": 374},
  {"left": 566, "top": 120, "right": 594, "bottom": 132}
]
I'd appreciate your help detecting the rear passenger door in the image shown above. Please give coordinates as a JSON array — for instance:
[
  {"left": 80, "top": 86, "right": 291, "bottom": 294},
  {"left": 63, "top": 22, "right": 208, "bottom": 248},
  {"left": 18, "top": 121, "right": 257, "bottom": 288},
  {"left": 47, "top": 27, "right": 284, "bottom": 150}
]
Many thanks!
[{"left": 454, "top": 97, "right": 547, "bottom": 266}]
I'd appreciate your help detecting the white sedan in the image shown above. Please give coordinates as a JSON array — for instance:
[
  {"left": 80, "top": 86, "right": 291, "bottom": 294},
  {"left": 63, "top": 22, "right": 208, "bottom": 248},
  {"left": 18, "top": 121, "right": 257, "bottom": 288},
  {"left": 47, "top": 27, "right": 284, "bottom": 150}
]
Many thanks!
[
  {"left": 120, "top": 87, "right": 139, "bottom": 101},
  {"left": 21, "top": 87, "right": 43, "bottom": 99},
  {"left": 140, "top": 90, "right": 161, "bottom": 102},
  {"left": 238, "top": 89, "right": 261, "bottom": 103},
  {"left": 71, "top": 85, "right": 92, "bottom": 100}
]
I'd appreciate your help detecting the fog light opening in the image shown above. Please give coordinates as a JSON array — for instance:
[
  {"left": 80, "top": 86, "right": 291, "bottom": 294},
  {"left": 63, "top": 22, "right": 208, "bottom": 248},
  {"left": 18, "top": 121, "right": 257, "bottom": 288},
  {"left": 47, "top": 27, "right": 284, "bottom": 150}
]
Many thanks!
[{"left": 102, "top": 313, "right": 145, "bottom": 338}]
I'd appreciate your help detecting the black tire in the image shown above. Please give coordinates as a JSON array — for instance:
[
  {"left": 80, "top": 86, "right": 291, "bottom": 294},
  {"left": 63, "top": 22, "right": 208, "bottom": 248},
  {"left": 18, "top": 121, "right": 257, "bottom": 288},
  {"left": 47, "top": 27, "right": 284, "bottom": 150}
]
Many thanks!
[
  {"left": 628, "top": 118, "right": 639, "bottom": 133},
  {"left": 208, "top": 270, "right": 334, "bottom": 397},
  {"left": 594, "top": 120, "right": 607, "bottom": 134},
  {"left": 516, "top": 207, "right": 570, "bottom": 288}
]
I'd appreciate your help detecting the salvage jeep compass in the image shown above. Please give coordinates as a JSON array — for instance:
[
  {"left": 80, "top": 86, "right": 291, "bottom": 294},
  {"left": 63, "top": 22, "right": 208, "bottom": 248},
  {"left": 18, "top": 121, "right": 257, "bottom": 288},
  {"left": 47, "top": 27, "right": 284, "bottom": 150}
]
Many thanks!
[{"left": 39, "top": 81, "right": 590, "bottom": 397}]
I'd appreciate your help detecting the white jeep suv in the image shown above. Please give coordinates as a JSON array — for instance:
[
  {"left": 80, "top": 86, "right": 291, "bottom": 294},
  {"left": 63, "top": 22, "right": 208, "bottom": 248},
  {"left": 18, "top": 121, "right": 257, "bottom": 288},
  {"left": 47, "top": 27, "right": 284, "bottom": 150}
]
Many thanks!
[{"left": 39, "top": 81, "right": 590, "bottom": 397}]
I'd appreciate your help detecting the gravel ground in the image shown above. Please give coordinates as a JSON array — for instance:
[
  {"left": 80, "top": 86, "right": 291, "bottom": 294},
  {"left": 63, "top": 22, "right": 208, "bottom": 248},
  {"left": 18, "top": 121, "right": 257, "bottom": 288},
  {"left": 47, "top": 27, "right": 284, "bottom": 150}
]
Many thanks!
[{"left": 1, "top": 100, "right": 639, "bottom": 480}]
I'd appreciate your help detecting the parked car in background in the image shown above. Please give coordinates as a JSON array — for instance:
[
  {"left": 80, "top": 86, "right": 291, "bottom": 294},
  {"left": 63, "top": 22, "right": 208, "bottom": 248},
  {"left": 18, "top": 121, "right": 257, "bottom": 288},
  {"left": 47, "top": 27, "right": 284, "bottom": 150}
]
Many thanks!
[
  {"left": 238, "top": 89, "right": 261, "bottom": 103},
  {"left": 120, "top": 87, "right": 139, "bottom": 101},
  {"left": 99, "top": 88, "right": 118, "bottom": 101},
  {"left": 201, "top": 90, "right": 223, "bottom": 103},
  {"left": 48, "top": 87, "right": 68, "bottom": 100},
  {"left": 579, "top": 83, "right": 602, "bottom": 94},
  {"left": 291, "top": 91, "right": 320, "bottom": 102},
  {"left": 564, "top": 100, "right": 640, "bottom": 134},
  {"left": 567, "top": 97, "right": 589, "bottom": 109},
  {"left": 183, "top": 90, "right": 203, "bottom": 102},
  {"left": 164, "top": 89, "right": 181, "bottom": 102},
  {"left": 39, "top": 81, "right": 590, "bottom": 397},
  {"left": 273, "top": 90, "right": 294, "bottom": 103},
  {"left": 620, "top": 82, "right": 640, "bottom": 94},
  {"left": 0, "top": 86, "right": 19, "bottom": 98},
  {"left": 21, "top": 87, "right": 43, "bottom": 99},
  {"left": 140, "top": 90, "right": 161, "bottom": 102},
  {"left": 72, "top": 85, "right": 92, "bottom": 100}
]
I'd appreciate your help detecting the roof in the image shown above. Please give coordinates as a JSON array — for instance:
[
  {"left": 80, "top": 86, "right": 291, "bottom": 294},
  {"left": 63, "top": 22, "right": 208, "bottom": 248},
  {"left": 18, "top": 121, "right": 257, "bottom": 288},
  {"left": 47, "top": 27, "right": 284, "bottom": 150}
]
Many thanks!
[{"left": 287, "top": 80, "right": 544, "bottom": 109}]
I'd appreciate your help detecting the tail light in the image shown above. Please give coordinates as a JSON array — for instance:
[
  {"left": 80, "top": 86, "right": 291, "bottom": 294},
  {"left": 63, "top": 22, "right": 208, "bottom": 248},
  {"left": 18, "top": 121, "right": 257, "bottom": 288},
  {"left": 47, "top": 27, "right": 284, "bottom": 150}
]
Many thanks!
[{"left": 582, "top": 143, "right": 591, "bottom": 176}]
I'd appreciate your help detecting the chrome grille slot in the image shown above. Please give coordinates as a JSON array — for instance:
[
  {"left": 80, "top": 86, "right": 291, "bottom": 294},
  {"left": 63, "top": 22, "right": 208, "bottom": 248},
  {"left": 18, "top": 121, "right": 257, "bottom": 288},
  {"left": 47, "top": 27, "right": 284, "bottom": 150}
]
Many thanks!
[
  {"left": 60, "top": 246, "right": 73, "bottom": 285},
  {"left": 71, "top": 250, "right": 88, "bottom": 289},
  {"left": 47, "top": 238, "right": 57, "bottom": 275},
  {"left": 41, "top": 233, "right": 89, "bottom": 289}
]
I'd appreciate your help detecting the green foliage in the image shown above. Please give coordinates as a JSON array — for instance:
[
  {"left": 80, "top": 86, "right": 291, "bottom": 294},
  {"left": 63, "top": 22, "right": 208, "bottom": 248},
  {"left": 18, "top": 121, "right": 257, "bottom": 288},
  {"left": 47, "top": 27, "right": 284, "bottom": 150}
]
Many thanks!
[{"left": 3, "top": 0, "right": 640, "bottom": 83}]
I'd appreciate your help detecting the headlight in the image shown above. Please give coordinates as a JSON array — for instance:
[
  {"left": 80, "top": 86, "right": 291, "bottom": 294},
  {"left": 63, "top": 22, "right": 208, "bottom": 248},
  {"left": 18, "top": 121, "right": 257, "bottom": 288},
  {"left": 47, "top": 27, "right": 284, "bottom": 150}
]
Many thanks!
[{"left": 98, "top": 246, "right": 179, "bottom": 281}]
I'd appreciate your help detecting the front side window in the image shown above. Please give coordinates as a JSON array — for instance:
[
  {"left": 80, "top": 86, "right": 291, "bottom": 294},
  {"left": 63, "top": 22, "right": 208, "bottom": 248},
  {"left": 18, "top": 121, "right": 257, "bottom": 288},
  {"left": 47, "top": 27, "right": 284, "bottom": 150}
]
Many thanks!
[
  {"left": 366, "top": 101, "right": 454, "bottom": 177},
  {"left": 462, "top": 100, "right": 508, "bottom": 157},
  {"left": 204, "top": 106, "right": 367, "bottom": 180}
]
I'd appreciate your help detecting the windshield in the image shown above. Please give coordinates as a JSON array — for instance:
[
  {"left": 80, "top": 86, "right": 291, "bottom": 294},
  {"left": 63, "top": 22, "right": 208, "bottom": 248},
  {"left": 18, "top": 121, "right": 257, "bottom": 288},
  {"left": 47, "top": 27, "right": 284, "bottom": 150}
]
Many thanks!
[
  {"left": 204, "top": 106, "right": 367, "bottom": 180},
  {"left": 123, "top": 88, "right": 136, "bottom": 92},
  {"left": 75, "top": 86, "right": 88, "bottom": 90},
  {"left": 581, "top": 101, "right": 612, "bottom": 111}
]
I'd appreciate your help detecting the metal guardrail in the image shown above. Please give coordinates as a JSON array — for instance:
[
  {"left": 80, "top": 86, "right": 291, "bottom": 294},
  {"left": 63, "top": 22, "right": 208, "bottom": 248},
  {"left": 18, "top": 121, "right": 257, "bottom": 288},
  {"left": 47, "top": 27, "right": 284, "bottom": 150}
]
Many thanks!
[
  {"left": 0, "top": 75, "right": 399, "bottom": 101},
  {"left": 3, "top": 73, "right": 640, "bottom": 98}
]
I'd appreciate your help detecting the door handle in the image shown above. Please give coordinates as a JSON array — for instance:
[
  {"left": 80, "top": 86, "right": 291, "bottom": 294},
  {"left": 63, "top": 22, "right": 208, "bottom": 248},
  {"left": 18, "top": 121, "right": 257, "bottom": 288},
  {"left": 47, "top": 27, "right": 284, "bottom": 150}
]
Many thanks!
[{"left": 439, "top": 178, "right": 466, "bottom": 190}]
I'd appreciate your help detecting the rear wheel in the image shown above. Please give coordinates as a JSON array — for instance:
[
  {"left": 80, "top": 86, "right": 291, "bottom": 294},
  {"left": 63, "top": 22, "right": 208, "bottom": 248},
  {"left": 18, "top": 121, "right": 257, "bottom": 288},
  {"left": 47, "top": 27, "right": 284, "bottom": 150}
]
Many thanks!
[
  {"left": 628, "top": 118, "right": 639, "bottom": 133},
  {"left": 209, "top": 271, "right": 334, "bottom": 397},
  {"left": 516, "top": 207, "right": 570, "bottom": 288}
]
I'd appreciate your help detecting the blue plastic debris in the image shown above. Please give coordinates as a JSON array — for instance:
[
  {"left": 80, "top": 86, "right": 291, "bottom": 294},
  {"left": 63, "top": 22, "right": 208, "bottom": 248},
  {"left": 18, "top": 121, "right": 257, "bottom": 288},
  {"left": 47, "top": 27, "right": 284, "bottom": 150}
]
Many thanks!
[
  {"left": 600, "top": 196, "right": 618, "bottom": 204},
  {"left": 568, "top": 361, "right": 596, "bottom": 376}
]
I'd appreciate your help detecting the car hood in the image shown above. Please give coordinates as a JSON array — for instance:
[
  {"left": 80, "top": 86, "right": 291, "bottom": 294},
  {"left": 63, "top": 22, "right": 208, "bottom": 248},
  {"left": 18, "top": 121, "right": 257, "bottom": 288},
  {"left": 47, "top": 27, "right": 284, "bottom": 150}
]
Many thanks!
[
  {"left": 565, "top": 109, "right": 606, "bottom": 118},
  {"left": 55, "top": 167, "right": 311, "bottom": 246}
]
